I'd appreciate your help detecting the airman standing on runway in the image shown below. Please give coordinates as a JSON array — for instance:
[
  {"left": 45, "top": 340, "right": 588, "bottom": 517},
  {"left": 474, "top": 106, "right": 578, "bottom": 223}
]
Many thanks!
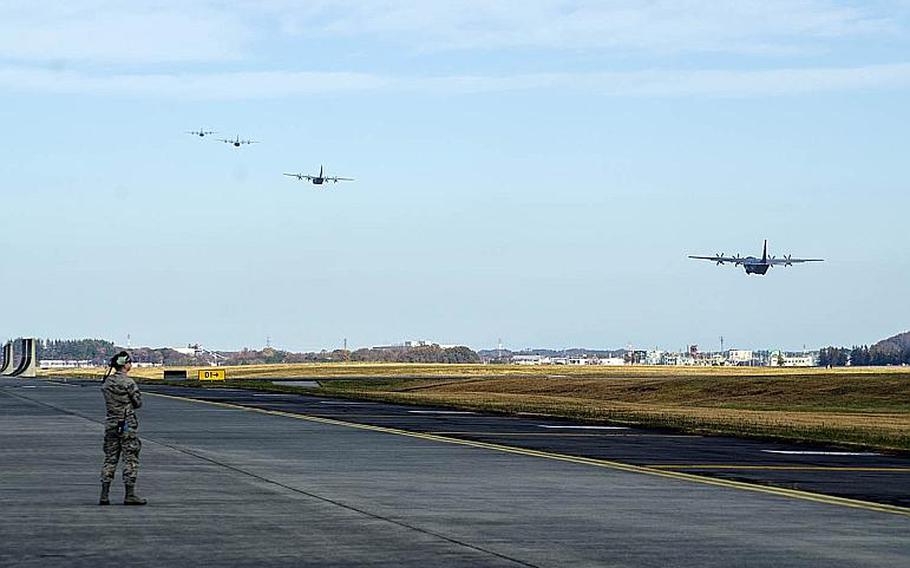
[{"left": 99, "top": 351, "right": 147, "bottom": 506}]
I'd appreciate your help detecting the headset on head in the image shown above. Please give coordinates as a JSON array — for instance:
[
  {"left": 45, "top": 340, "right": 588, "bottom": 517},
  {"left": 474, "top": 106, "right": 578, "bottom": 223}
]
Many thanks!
[{"left": 103, "top": 351, "right": 132, "bottom": 382}]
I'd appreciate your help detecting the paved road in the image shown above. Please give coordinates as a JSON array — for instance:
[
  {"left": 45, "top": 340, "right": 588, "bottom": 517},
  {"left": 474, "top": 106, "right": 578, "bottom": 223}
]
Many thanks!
[
  {"left": 143, "top": 381, "right": 910, "bottom": 508},
  {"left": 2, "top": 377, "right": 909, "bottom": 567}
]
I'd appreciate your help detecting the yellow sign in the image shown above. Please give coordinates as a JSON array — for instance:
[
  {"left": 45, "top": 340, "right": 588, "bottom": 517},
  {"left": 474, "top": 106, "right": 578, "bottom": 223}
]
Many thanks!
[{"left": 198, "top": 369, "right": 226, "bottom": 381}]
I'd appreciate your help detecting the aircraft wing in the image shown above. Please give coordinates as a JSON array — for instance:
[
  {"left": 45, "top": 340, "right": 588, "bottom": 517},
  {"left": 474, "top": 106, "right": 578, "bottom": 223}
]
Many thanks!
[
  {"left": 768, "top": 257, "right": 824, "bottom": 265},
  {"left": 283, "top": 173, "right": 313, "bottom": 181},
  {"left": 688, "top": 255, "right": 742, "bottom": 265},
  {"left": 329, "top": 177, "right": 354, "bottom": 182}
]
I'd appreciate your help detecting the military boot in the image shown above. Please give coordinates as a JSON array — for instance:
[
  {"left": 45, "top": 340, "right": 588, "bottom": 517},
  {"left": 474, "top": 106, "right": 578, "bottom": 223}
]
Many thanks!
[
  {"left": 124, "top": 483, "right": 147, "bottom": 506},
  {"left": 99, "top": 482, "right": 111, "bottom": 506}
]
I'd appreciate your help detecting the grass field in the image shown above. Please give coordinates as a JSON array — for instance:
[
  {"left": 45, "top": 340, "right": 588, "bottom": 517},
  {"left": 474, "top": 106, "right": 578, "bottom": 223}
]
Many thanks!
[{"left": 42, "top": 363, "right": 910, "bottom": 451}]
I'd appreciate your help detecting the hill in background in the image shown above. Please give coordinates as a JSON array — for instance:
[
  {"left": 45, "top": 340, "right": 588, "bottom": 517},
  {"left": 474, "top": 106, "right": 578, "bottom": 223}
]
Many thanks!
[
  {"left": 873, "top": 331, "right": 910, "bottom": 354},
  {"left": 819, "top": 330, "right": 910, "bottom": 366}
]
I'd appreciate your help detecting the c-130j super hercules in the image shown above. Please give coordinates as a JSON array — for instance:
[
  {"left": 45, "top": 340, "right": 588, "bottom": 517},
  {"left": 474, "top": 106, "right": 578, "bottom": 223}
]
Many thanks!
[
  {"left": 689, "top": 240, "right": 823, "bottom": 275},
  {"left": 283, "top": 165, "right": 354, "bottom": 186}
]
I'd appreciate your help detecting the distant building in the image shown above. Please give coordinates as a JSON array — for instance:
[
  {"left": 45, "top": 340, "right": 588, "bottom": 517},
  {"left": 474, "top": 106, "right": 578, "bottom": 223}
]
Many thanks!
[
  {"left": 769, "top": 351, "right": 817, "bottom": 367},
  {"left": 625, "top": 350, "right": 648, "bottom": 365},
  {"left": 512, "top": 355, "right": 545, "bottom": 365},
  {"left": 702, "top": 353, "right": 726, "bottom": 366},
  {"left": 499, "top": 345, "right": 819, "bottom": 368},
  {"left": 727, "top": 349, "right": 754, "bottom": 366},
  {"left": 593, "top": 357, "right": 627, "bottom": 366},
  {"left": 645, "top": 350, "right": 665, "bottom": 365},
  {"left": 40, "top": 359, "right": 93, "bottom": 369},
  {"left": 173, "top": 345, "right": 201, "bottom": 356},
  {"left": 373, "top": 340, "right": 441, "bottom": 350}
]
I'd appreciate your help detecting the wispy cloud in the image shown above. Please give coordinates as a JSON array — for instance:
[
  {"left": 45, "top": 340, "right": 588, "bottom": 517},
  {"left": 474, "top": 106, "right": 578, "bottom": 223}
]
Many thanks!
[
  {"left": 2, "top": 63, "right": 908, "bottom": 99},
  {"left": 0, "top": 1, "right": 248, "bottom": 63},
  {"left": 263, "top": 0, "right": 901, "bottom": 54},
  {"left": 0, "top": 1, "right": 904, "bottom": 64},
  {"left": 1, "top": 2, "right": 906, "bottom": 100}
]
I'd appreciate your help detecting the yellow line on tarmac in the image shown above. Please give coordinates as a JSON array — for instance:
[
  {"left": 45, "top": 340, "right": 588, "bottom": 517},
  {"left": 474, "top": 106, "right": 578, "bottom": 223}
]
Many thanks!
[
  {"left": 147, "top": 392, "right": 910, "bottom": 518},
  {"left": 647, "top": 465, "right": 910, "bottom": 472},
  {"left": 430, "top": 432, "right": 701, "bottom": 438}
]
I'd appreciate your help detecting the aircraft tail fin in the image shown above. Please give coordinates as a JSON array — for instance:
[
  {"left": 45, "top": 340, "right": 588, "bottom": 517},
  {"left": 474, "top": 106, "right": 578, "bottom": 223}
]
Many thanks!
[{"left": 762, "top": 239, "right": 768, "bottom": 263}]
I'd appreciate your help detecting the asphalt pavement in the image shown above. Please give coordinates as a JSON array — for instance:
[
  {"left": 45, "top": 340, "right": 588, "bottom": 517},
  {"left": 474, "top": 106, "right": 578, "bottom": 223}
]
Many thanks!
[
  {"left": 2, "top": 377, "right": 908, "bottom": 567},
  {"left": 145, "top": 381, "right": 910, "bottom": 508}
]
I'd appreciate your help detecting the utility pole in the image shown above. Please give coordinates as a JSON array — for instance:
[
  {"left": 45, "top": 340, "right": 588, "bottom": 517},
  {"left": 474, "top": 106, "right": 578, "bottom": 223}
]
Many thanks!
[
  {"left": 720, "top": 336, "right": 724, "bottom": 353},
  {"left": 343, "top": 338, "right": 348, "bottom": 351}
]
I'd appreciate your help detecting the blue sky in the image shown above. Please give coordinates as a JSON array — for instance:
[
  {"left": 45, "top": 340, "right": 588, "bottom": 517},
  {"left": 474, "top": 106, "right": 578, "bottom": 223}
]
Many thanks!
[{"left": 1, "top": 1, "right": 909, "bottom": 352}]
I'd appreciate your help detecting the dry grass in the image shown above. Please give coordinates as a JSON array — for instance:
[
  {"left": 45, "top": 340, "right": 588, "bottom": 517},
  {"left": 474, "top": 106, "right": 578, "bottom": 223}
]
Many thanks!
[
  {"left": 335, "top": 389, "right": 910, "bottom": 451},
  {"left": 41, "top": 363, "right": 910, "bottom": 450}
]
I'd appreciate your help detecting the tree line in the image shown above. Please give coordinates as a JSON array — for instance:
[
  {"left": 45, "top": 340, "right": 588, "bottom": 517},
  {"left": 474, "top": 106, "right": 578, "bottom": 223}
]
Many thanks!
[
  {"left": 31, "top": 339, "right": 480, "bottom": 365},
  {"left": 817, "top": 345, "right": 910, "bottom": 367}
]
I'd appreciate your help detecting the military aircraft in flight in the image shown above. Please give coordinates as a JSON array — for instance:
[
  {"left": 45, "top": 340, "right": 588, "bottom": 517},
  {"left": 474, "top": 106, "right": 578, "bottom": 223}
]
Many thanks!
[
  {"left": 283, "top": 166, "right": 354, "bottom": 186},
  {"left": 216, "top": 135, "right": 259, "bottom": 147},
  {"left": 186, "top": 128, "right": 216, "bottom": 138},
  {"left": 689, "top": 240, "right": 823, "bottom": 275}
]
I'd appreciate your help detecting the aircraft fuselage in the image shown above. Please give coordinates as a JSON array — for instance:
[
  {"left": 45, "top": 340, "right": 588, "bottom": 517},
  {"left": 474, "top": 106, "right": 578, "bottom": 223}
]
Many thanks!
[
  {"left": 313, "top": 178, "right": 325, "bottom": 185},
  {"left": 742, "top": 257, "right": 771, "bottom": 275}
]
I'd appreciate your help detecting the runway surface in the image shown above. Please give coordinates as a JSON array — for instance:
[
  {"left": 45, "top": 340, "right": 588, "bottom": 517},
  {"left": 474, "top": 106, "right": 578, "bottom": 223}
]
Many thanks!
[
  {"left": 142, "top": 381, "right": 910, "bottom": 508},
  {"left": 2, "top": 377, "right": 908, "bottom": 567}
]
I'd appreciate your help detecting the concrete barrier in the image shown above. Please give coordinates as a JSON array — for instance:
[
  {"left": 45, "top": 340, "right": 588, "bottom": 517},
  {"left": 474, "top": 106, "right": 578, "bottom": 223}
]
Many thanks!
[
  {"left": 11, "top": 338, "right": 37, "bottom": 378},
  {"left": 0, "top": 341, "right": 14, "bottom": 375}
]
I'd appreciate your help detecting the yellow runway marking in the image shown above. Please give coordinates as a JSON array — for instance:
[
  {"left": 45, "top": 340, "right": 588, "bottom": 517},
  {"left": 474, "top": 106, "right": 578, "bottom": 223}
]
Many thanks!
[
  {"left": 147, "top": 392, "right": 910, "bottom": 518},
  {"left": 430, "top": 432, "right": 701, "bottom": 438},
  {"left": 647, "top": 465, "right": 910, "bottom": 472}
]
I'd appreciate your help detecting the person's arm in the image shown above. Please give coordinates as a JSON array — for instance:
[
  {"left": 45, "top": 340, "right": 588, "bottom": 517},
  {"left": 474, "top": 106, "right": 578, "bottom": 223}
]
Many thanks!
[{"left": 127, "top": 380, "right": 143, "bottom": 409}]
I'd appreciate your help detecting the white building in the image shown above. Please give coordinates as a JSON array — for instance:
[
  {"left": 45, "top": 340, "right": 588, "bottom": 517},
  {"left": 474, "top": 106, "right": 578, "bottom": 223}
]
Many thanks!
[
  {"left": 645, "top": 350, "right": 665, "bottom": 365},
  {"left": 769, "top": 351, "right": 817, "bottom": 367},
  {"left": 727, "top": 349, "right": 754, "bottom": 365},
  {"left": 173, "top": 346, "right": 201, "bottom": 356},
  {"left": 40, "top": 359, "right": 93, "bottom": 369},
  {"left": 702, "top": 353, "right": 727, "bottom": 366},
  {"left": 512, "top": 355, "right": 544, "bottom": 365},
  {"left": 661, "top": 353, "right": 696, "bottom": 366}
]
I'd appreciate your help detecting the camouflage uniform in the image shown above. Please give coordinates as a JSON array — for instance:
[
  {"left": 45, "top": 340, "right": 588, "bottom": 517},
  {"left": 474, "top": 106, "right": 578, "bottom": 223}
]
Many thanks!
[{"left": 100, "top": 370, "right": 142, "bottom": 483}]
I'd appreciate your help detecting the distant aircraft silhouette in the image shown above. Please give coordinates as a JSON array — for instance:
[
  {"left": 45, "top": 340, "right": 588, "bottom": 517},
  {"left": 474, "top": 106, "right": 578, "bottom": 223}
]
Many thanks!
[
  {"left": 186, "top": 128, "right": 216, "bottom": 138},
  {"left": 689, "top": 240, "right": 823, "bottom": 275},
  {"left": 283, "top": 166, "right": 354, "bottom": 186},
  {"left": 216, "top": 135, "right": 259, "bottom": 147}
]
